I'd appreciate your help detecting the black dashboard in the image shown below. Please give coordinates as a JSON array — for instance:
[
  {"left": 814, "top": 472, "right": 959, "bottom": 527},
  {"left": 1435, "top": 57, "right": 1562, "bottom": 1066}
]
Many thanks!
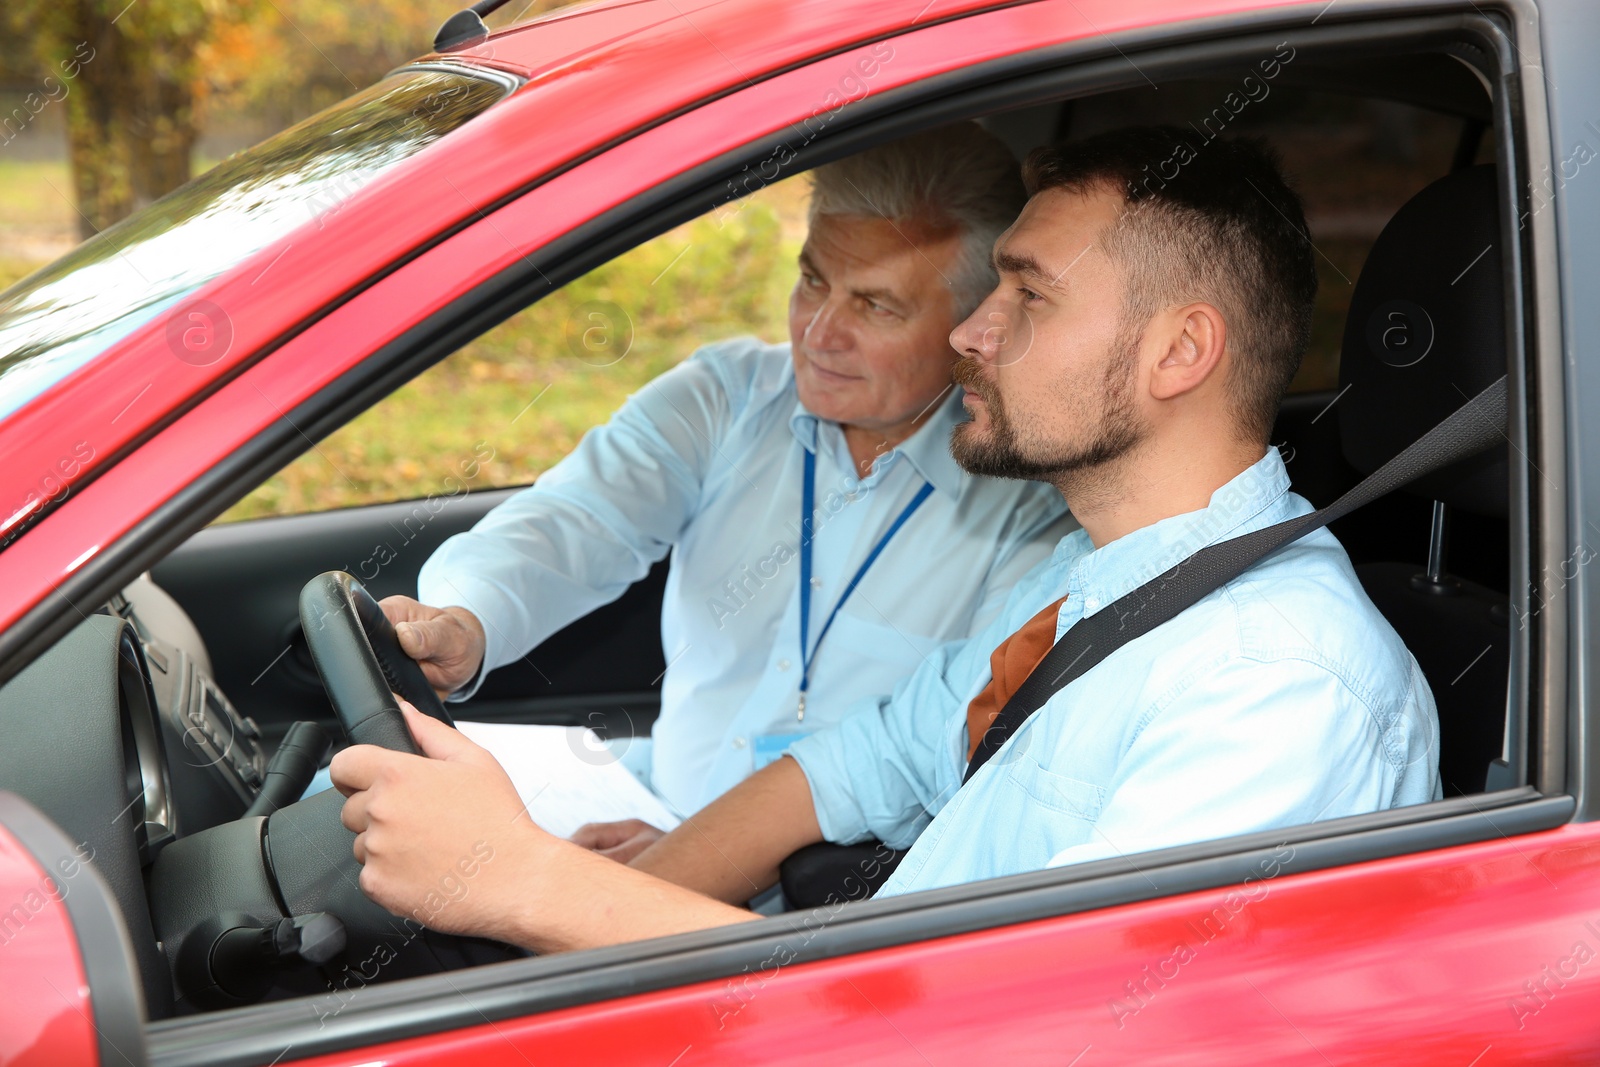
[
  {"left": 0, "top": 573, "right": 274, "bottom": 1017},
  {"left": 111, "top": 575, "right": 270, "bottom": 834},
  {"left": 0, "top": 570, "right": 519, "bottom": 1019}
]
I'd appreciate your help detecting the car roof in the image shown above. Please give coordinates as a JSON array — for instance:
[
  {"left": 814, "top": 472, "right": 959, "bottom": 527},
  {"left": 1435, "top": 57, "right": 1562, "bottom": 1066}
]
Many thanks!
[{"left": 439, "top": 0, "right": 1002, "bottom": 80}]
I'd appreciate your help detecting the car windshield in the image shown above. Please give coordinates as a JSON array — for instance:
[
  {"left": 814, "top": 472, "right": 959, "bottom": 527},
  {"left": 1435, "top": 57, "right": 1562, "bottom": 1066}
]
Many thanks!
[{"left": 0, "top": 66, "right": 510, "bottom": 422}]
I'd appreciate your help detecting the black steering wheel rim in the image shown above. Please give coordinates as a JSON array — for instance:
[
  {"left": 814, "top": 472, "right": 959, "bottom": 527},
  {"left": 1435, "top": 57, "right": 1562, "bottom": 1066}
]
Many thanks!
[
  {"left": 298, "top": 570, "right": 455, "bottom": 753},
  {"left": 260, "top": 572, "right": 523, "bottom": 977}
]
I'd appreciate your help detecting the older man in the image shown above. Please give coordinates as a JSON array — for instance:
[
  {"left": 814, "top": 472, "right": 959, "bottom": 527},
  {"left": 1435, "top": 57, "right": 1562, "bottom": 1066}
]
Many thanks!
[
  {"left": 334, "top": 126, "right": 1439, "bottom": 951},
  {"left": 378, "top": 122, "right": 1074, "bottom": 855}
]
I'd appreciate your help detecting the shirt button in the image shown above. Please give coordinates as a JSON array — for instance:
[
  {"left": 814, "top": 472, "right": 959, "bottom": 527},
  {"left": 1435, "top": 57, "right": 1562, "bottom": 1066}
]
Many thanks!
[
  {"left": 777, "top": 659, "right": 791, "bottom": 671},
  {"left": 733, "top": 737, "right": 747, "bottom": 749},
  {"left": 1083, "top": 596, "right": 1099, "bottom": 612},
  {"left": 810, "top": 577, "right": 822, "bottom": 588}
]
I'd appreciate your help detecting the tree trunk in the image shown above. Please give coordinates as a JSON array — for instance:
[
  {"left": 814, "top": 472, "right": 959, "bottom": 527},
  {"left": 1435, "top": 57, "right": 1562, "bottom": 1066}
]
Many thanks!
[
  {"left": 64, "top": 4, "right": 134, "bottom": 239},
  {"left": 52, "top": 0, "right": 202, "bottom": 239},
  {"left": 126, "top": 34, "right": 196, "bottom": 209}
]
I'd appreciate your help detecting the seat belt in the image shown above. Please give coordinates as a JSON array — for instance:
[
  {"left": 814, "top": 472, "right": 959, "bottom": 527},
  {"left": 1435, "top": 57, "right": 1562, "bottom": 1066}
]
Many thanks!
[{"left": 964, "top": 375, "right": 1508, "bottom": 783}]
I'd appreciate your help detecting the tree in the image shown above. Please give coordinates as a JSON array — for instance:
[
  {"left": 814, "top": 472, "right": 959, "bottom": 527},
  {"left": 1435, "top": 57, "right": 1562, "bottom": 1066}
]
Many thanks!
[
  {"left": 11, "top": 0, "right": 255, "bottom": 238},
  {"left": 202, "top": 0, "right": 573, "bottom": 132},
  {"left": 7, "top": 0, "right": 573, "bottom": 238}
]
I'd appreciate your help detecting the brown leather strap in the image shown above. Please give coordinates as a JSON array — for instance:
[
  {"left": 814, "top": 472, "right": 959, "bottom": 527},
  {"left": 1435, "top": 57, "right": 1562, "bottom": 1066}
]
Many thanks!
[{"left": 965, "top": 596, "right": 1068, "bottom": 760}]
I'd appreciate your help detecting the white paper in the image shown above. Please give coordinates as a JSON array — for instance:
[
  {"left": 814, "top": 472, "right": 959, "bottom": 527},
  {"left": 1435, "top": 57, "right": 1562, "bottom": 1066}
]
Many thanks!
[{"left": 456, "top": 720, "right": 680, "bottom": 841}]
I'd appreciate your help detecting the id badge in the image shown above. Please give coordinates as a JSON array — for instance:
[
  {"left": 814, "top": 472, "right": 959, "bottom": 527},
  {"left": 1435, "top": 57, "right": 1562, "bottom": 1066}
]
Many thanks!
[{"left": 753, "top": 730, "right": 814, "bottom": 770}]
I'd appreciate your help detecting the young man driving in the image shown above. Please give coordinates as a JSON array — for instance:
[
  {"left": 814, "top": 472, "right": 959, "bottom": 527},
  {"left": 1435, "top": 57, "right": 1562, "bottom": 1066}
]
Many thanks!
[{"left": 332, "top": 127, "right": 1440, "bottom": 951}]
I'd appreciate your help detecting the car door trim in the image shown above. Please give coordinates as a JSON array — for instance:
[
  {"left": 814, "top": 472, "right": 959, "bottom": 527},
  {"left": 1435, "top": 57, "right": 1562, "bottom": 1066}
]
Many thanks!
[{"left": 147, "top": 788, "right": 1571, "bottom": 1067}]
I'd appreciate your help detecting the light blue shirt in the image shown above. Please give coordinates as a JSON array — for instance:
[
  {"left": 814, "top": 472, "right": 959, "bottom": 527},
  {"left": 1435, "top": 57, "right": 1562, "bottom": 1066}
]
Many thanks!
[
  {"left": 788, "top": 449, "right": 1441, "bottom": 896},
  {"left": 419, "top": 337, "right": 1076, "bottom": 816}
]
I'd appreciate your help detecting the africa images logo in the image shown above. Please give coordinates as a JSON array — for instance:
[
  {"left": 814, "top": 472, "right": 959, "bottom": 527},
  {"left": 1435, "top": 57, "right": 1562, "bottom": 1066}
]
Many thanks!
[{"left": 166, "top": 298, "right": 234, "bottom": 367}]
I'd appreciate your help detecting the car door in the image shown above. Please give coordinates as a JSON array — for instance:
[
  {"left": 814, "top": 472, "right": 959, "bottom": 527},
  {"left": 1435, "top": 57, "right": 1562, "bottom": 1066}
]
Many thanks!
[
  {"left": 112, "top": 2, "right": 1600, "bottom": 1066},
  {"left": 0, "top": 0, "right": 1590, "bottom": 1063},
  {"left": 0, "top": 793, "right": 148, "bottom": 1067}
]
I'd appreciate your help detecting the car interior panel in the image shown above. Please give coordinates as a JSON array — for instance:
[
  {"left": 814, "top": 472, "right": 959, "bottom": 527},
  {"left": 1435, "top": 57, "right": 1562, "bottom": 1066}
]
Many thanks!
[{"left": 149, "top": 492, "right": 670, "bottom": 750}]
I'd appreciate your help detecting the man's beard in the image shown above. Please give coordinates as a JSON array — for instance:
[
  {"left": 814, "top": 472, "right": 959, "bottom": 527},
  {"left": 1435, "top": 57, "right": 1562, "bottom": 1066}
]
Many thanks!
[{"left": 949, "top": 333, "right": 1147, "bottom": 485}]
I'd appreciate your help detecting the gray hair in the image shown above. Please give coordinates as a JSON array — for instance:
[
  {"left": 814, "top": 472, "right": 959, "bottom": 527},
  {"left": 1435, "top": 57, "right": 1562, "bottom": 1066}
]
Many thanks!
[{"left": 806, "top": 122, "right": 1025, "bottom": 320}]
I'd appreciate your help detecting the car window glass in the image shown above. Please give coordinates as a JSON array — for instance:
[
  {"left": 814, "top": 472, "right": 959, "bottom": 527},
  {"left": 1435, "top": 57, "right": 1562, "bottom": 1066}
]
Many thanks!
[
  {"left": 225, "top": 86, "right": 1497, "bottom": 521},
  {"left": 0, "top": 68, "right": 508, "bottom": 423},
  {"left": 220, "top": 175, "right": 808, "bottom": 521},
  {"left": 1068, "top": 85, "right": 1494, "bottom": 393}
]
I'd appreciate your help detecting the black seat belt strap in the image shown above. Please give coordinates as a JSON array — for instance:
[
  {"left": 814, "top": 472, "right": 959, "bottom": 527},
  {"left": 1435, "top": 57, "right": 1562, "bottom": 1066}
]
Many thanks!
[{"left": 964, "top": 375, "right": 1508, "bottom": 784}]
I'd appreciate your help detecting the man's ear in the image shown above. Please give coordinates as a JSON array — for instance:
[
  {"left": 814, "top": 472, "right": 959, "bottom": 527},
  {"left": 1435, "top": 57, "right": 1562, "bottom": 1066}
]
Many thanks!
[{"left": 1149, "top": 303, "right": 1227, "bottom": 401}]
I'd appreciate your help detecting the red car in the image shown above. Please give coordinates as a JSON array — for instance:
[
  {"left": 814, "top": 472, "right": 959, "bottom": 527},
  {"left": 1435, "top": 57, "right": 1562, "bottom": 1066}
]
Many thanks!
[{"left": 0, "top": 0, "right": 1594, "bottom": 1063}]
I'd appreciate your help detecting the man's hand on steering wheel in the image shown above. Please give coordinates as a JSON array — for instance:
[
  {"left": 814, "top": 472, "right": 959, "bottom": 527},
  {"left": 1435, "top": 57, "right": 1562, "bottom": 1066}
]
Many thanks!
[
  {"left": 378, "top": 596, "right": 487, "bottom": 698},
  {"left": 331, "top": 702, "right": 760, "bottom": 953},
  {"left": 332, "top": 702, "right": 543, "bottom": 942}
]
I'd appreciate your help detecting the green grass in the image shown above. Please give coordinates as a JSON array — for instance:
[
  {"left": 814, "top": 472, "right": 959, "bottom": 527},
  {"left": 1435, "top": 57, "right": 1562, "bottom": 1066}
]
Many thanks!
[
  {"left": 0, "top": 258, "right": 41, "bottom": 291},
  {"left": 0, "top": 159, "right": 76, "bottom": 291},
  {"left": 0, "top": 156, "right": 227, "bottom": 237},
  {"left": 0, "top": 159, "right": 75, "bottom": 233},
  {"left": 219, "top": 195, "right": 803, "bottom": 521}
]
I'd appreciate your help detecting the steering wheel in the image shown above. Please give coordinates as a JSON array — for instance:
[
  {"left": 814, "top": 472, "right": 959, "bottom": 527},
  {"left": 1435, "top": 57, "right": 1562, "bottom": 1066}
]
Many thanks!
[
  {"left": 262, "top": 571, "right": 521, "bottom": 976},
  {"left": 148, "top": 571, "right": 520, "bottom": 1012},
  {"left": 297, "top": 570, "right": 456, "bottom": 749}
]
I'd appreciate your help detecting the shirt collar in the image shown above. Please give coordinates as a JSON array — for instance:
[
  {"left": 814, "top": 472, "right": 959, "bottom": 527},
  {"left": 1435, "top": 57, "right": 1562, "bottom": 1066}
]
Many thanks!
[
  {"left": 1059, "top": 448, "right": 1296, "bottom": 612},
  {"left": 788, "top": 382, "right": 967, "bottom": 499}
]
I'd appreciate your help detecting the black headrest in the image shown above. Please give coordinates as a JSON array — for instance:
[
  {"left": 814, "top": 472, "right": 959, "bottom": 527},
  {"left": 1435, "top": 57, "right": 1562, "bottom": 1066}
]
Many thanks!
[{"left": 1337, "top": 164, "right": 1507, "bottom": 517}]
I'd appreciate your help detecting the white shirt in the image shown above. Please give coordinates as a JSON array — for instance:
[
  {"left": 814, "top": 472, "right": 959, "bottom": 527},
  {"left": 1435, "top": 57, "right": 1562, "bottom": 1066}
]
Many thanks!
[{"left": 419, "top": 337, "right": 1076, "bottom": 816}]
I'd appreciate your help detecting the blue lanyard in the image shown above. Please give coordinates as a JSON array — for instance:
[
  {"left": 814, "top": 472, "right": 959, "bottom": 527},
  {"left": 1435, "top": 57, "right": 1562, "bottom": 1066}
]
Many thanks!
[{"left": 797, "top": 447, "right": 933, "bottom": 721}]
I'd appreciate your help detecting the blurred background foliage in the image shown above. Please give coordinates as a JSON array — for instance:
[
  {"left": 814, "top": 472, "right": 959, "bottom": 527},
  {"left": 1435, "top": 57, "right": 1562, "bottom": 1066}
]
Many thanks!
[
  {"left": 1, "top": 0, "right": 570, "bottom": 237},
  {"left": 224, "top": 188, "right": 804, "bottom": 521},
  {"left": 4, "top": 0, "right": 233, "bottom": 238}
]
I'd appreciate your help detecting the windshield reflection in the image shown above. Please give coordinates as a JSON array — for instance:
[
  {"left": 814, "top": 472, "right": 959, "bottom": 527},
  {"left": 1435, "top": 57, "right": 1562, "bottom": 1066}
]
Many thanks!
[{"left": 0, "top": 68, "right": 507, "bottom": 421}]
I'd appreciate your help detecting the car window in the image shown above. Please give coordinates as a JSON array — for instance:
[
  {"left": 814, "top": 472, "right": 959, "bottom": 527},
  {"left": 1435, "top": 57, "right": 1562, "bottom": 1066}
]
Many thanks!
[
  {"left": 1069, "top": 85, "right": 1493, "bottom": 393},
  {"left": 0, "top": 66, "right": 510, "bottom": 424},
  {"left": 223, "top": 87, "right": 1494, "bottom": 521},
  {"left": 220, "top": 174, "right": 809, "bottom": 521}
]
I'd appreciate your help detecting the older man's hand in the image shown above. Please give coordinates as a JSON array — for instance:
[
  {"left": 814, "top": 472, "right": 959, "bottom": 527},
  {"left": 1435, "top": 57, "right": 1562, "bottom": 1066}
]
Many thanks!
[
  {"left": 378, "top": 596, "right": 486, "bottom": 698},
  {"left": 571, "top": 819, "right": 666, "bottom": 864},
  {"left": 331, "top": 702, "right": 542, "bottom": 943}
]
